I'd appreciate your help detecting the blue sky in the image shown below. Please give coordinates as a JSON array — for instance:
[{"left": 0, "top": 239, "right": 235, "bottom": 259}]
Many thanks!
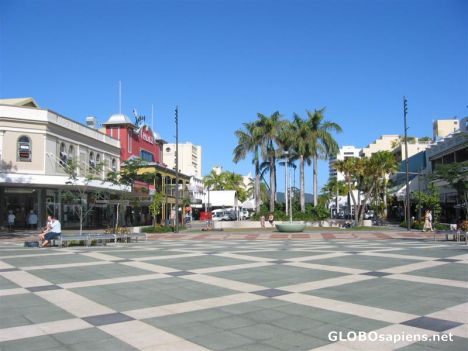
[{"left": 1, "top": 0, "right": 467, "bottom": 194}]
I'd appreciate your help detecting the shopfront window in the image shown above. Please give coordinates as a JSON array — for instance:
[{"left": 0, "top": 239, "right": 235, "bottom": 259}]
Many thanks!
[
  {"left": 89, "top": 151, "right": 95, "bottom": 169},
  {"left": 17, "top": 136, "right": 32, "bottom": 162},
  {"left": 59, "top": 142, "right": 68, "bottom": 166},
  {"left": 111, "top": 158, "right": 117, "bottom": 171},
  {"left": 140, "top": 150, "right": 154, "bottom": 162}
]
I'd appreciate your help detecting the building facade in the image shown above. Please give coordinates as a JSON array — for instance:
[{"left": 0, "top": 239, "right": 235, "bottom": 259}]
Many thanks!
[
  {"left": 328, "top": 145, "right": 361, "bottom": 181},
  {"left": 433, "top": 119, "right": 460, "bottom": 140},
  {"left": 163, "top": 142, "right": 202, "bottom": 177},
  {"left": 0, "top": 98, "right": 122, "bottom": 229},
  {"left": 360, "top": 135, "right": 400, "bottom": 158}
]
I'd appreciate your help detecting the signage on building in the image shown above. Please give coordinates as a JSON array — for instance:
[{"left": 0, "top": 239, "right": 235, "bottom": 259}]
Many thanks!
[{"left": 140, "top": 126, "right": 154, "bottom": 144}]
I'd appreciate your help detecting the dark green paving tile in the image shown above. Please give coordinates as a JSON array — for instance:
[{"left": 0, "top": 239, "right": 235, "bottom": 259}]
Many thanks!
[
  {"left": 271, "top": 315, "right": 330, "bottom": 332},
  {"left": 232, "top": 323, "right": 292, "bottom": 340},
  {"left": 241, "top": 250, "right": 325, "bottom": 259},
  {"left": 51, "top": 327, "right": 116, "bottom": 345},
  {"left": 397, "top": 336, "right": 468, "bottom": 351},
  {"left": 4, "top": 254, "right": 101, "bottom": 267},
  {"left": 206, "top": 315, "right": 257, "bottom": 329},
  {"left": 0, "top": 275, "right": 21, "bottom": 289},
  {"left": 105, "top": 249, "right": 186, "bottom": 259},
  {"left": 0, "top": 335, "right": 65, "bottom": 351},
  {"left": 406, "top": 263, "right": 468, "bottom": 282},
  {"left": 309, "top": 254, "right": 418, "bottom": 271},
  {"left": 72, "top": 277, "right": 236, "bottom": 311},
  {"left": 0, "top": 249, "right": 59, "bottom": 257},
  {"left": 390, "top": 247, "right": 467, "bottom": 258},
  {"left": 66, "top": 338, "right": 137, "bottom": 351},
  {"left": 146, "top": 255, "right": 253, "bottom": 270},
  {"left": 262, "top": 330, "right": 330, "bottom": 351},
  {"left": 209, "top": 265, "right": 345, "bottom": 288},
  {"left": 308, "top": 278, "right": 468, "bottom": 315},
  {"left": 30, "top": 263, "right": 153, "bottom": 284},
  {"left": 189, "top": 330, "right": 254, "bottom": 350},
  {"left": 0, "top": 293, "right": 74, "bottom": 328},
  {"left": 224, "top": 343, "right": 282, "bottom": 351}
]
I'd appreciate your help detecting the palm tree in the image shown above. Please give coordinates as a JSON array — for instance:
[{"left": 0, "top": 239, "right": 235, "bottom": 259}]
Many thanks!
[
  {"left": 233, "top": 122, "right": 261, "bottom": 213},
  {"left": 334, "top": 157, "right": 360, "bottom": 221},
  {"left": 203, "top": 169, "right": 225, "bottom": 190},
  {"left": 305, "top": 109, "right": 342, "bottom": 206},
  {"left": 254, "top": 112, "right": 287, "bottom": 212},
  {"left": 371, "top": 151, "right": 398, "bottom": 219},
  {"left": 291, "top": 114, "right": 312, "bottom": 213}
]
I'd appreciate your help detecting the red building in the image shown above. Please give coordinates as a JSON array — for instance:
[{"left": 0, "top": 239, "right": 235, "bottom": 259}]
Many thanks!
[{"left": 102, "top": 113, "right": 164, "bottom": 164}]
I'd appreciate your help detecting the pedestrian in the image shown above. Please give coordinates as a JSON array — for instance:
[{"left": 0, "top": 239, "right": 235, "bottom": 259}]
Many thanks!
[
  {"left": 39, "top": 215, "right": 61, "bottom": 247},
  {"left": 423, "top": 209, "right": 433, "bottom": 232},
  {"left": 260, "top": 215, "right": 265, "bottom": 228},
  {"left": 27, "top": 210, "right": 38, "bottom": 230},
  {"left": 7, "top": 210, "right": 15, "bottom": 232},
  {"left": 268, "top": 213, "right": 274, "bottom": 227}
]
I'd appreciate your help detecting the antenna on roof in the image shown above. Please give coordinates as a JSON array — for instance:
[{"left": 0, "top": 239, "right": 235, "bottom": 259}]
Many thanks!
[{"left": 118, "top": 81, "right": 122, "bottom": 114}]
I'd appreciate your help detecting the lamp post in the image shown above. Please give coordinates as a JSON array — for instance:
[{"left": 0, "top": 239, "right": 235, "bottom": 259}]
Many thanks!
[
  {"left": 175, "top": 106, "right": 179, "bottom": 233},
  {"left": 283, "top": 151, "right": 289, "bottom": 216},
  {"left": 403, "top": 97, "right": 411, "bottom": 231}
]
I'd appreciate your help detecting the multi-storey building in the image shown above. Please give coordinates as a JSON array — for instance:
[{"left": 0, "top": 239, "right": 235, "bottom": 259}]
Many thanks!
[
  {"left": 360, "top": 135, "right": 400, "bottom": 158},
  {"left": 163, "top": 142, "right": 202, "bottom": 177},
  {"left": 0, "top": 98, "right": 122, "bottom": 229},
  {"left": 433, "top": 119, "right": 460, "bottom": 140},
  {"left": 328, "top": 145, "right": 361, "bottom": 181}
]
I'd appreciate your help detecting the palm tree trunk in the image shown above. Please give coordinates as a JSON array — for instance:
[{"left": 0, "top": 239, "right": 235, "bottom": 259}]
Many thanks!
[
  {"left": 273, "top": 156, "right": 277, "bottom": 202},
  {"left": 255, "top": 159, "right": 260, "bottom": 213},
  {"left": 383, "top": 178, "right": 388, "bottom": 219},
  {"left": 269, "top": 156, "right": 275, "bottom": 212},
  {"left": 313, "top": 156, "right": 318, "bottom": 206},
  {"left": 300, "top": 155, "right": 305, "bottom": 213}
]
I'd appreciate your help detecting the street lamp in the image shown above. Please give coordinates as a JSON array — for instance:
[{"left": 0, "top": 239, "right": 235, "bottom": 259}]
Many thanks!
[{"left": 283, "top": 151, "right": 289, "bottom": 216}]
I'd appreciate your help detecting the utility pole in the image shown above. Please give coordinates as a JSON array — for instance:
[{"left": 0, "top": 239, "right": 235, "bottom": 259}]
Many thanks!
[
  {"left": 175, "top": 106, "right": 179, "bottom": 233},
  {"left": 403, "top": 97, "right": 411, "bottom": 231}
]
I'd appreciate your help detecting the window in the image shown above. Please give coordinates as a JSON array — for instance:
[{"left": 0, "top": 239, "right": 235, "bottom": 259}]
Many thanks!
[
  {"left": 68, "top": 145, "right": 74, "bottom": 161},
  {"left": 59, "top": 142, "right": 68, "bottom": 166},
  {"left": 165, "top": 147, "right": 171, "bottom": 152},
  {"left": 128, "top": 130, "right": 132, "bottom": 153},
  {"left": 89, "top": 151, "right": 96, "bottom": 168},
  {"left": 96, "top": 153, "right": 101, "bottom": 165},
  {"left": 111, "top": 158, "right": 117, "bottom": 172},
  {"left": 17, "top": 136, "right": 32, "bottom": 162},
  {"left": 140, "top": 150, "right": 154, "bottom": 162}
]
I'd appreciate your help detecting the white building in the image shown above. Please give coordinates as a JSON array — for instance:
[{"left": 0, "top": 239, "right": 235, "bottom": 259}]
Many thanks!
[
  {"left": 360, "top": 135, "right": 400, "bottom": 158},
  {"left": 329, "top": 145, "right": 361, "bottom": 181},
  {"left": 0, "top": 98, "right": 123, "bottom": 229},
  {"left": 163, "top": 142, "right": 202, "bottom": 177},
  {"left": 433, "top": 119, "right": 460, "bottom": 140}
]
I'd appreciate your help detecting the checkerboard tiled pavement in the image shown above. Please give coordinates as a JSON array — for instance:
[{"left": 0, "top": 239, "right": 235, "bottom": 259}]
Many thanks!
[{"left": 0, "top": 238, "right": 467, "bottom": 350}]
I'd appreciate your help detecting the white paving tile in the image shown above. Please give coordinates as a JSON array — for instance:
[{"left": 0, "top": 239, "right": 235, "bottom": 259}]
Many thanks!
[
  {"left": 386, "top": 274, "right": 468, "bottom": 289},
  {"left": 21, "top": 261, "right": 112, "bottom": 271},
  {"left": 59, "top": 273, "right": 167, "bottom": 289},
  {"left": 380, "top": 260, "right": 448, "bottom": 274},
  {"left": 0, "top": 287, "right": 29, "bottom": 296},
  {"left": 276, "top": 293, "right": 418, "bottom": 323},
  {"left": 35, "top": 289, "right": 115, "bottom": 317},
  {"left": 0, "top": 318, "right": 92, "bottom": 342},
  {"left": 287, "top": 261, "right": 368, "bottom": 274},
  {"left": 280, "top": 274, "right": 374, "bottom": 292},
  {"left": 183, "top": 273, "right": 265, "bottom": 292},
  {"left": 0, "top": 270, "right": 52, "bottom": 288}
]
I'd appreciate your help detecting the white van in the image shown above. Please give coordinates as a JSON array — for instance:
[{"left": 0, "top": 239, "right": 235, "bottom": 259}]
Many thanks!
[{"left": 211, "top": 209, "right": 229, "bottom": 221}]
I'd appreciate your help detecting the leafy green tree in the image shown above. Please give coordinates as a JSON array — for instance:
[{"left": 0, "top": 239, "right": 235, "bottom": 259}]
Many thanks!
[
  {"left": 305, "top": 109, "right": 342, "bottom": 206},
  {"left": 233, "top": 122, "right": 262, "bottom": 213},
  {"left": 203, "top": 169, "right": 248, "bottom": 202},
  {"left": 414, "top": 184, "right": 442, "bottom": 223},
  {"left": 63, "top": 159, "right": 107, "bottom": 235},
  {"left": 254, "top": 112, "right": 287, "bottom": 212},
  {"left": 431, "top": 161, "right": 468, "bottom": 218},
  {"left": 149, "top": 192, "right": 164, "bottom": 226},
  {"left": 106, "top": 158, "right": 146, "bottom": 230}
]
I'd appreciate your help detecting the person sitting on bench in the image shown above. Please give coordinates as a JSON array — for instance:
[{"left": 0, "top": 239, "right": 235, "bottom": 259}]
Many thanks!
[{"left": 40, "top": 215, "right": 61, "bottom": 247}]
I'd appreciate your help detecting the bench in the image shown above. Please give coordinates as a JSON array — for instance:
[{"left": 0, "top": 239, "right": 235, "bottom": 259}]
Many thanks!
[
  {"left": 87, "top": 233, "right": 117, "bottom": 246},
  {"left": 57, "top": 234, "right": 90, "bottom": 247}
]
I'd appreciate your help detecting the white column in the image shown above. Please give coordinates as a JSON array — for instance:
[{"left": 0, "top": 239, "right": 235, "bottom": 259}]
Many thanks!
[{"left": 0, "top": 130, "right": 4, "bottom": 171}]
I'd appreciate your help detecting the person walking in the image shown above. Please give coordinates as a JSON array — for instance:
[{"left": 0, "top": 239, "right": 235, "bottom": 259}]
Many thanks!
[
  {"left": 423, "top": 209, "right": 433, "bottom": 232},
  {"left": 7, "top": 211, "right": 15, "bottom": 232},
  {"left": 268, "top": 213, "right": 274, "bottom": 227},
  {"left": 39, "top": 215, "right": 61, "bottom": 247},
  {"left": 260, "top": 215, "right": 266, "bottom": 228},
  {"left": 27, "top": 210, "right": 38, "bottom": 230}
]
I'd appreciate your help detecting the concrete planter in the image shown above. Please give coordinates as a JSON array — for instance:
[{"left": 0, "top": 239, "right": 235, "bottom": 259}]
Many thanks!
[
  {"left": 275, "top": 223, "right": 306, "bottom": 232},
  {"left": 362, "top": 220, "right": 373, "bottom": 227}
]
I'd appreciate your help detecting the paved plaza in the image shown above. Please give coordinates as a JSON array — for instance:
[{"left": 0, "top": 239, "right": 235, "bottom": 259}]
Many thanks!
[{"left": 0, "top": 236, "right": 467, "bottom": 350}]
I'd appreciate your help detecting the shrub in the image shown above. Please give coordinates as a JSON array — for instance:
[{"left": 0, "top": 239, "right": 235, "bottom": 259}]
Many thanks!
[
  {"left": 142, "top": 225, "right": 174, "bottom": 233},
  {"left": 434, "top": 223, "right": 450, "bottom": 231}
]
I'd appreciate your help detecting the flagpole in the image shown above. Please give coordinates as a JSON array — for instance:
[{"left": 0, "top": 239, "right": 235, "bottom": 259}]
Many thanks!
[
  {"left": 118, "top": 81, "right": 122, "bottom": 114},
  {"left": 151, "top": 104, "right": 154, "bottom": 131}
]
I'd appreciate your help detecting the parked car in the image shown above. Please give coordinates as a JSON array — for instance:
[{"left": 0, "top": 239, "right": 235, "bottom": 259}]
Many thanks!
[
  {"left": 211, "top": 209, "right": 230, "bottom": 221},
  {"left": 239, "top": 209, "right": 250, "bottom": 220},
  {"left": 364, "top": 210, "right": 375, "bottom": 220}
]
